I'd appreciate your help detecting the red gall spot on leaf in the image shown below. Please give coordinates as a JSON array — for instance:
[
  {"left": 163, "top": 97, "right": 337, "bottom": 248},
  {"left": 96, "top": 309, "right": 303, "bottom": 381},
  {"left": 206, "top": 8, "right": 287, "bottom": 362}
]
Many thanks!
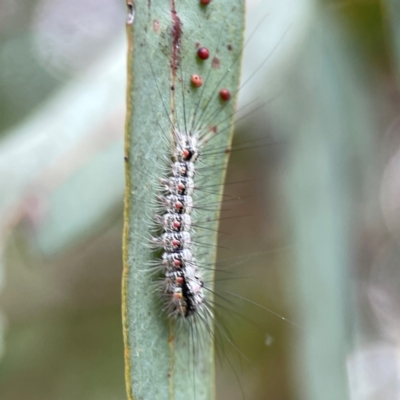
[
  {"left": 219, "top": 88, "right": 231, "bottom": 101},
  {"left": 191, "top": 74, "right": 203, "bottom": 87},
  {"left": 197, "top": 47, "right": 210, "bottom": 60}
]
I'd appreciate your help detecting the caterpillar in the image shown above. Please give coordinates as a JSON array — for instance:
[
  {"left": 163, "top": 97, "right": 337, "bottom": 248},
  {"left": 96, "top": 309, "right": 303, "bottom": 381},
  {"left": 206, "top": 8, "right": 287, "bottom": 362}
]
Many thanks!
[{"left": 151, "top": 129, "right": 204, "bottom": 319}]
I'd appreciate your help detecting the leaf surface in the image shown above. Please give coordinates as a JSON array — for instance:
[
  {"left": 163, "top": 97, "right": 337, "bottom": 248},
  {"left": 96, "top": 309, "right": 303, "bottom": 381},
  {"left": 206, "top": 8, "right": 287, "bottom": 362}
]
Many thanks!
[{"left": 122, "top": 1, "right": 245, "bottom": 399}]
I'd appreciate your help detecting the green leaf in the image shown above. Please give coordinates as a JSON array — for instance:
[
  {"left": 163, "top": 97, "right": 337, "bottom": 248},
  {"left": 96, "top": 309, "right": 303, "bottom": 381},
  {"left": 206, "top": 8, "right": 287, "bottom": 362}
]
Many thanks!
[
  {"left": 267, "top": 10, "right": 377, "bottom": 400},
  {"left": 0, "top": 38, "right": 126, "bottom": 256},
  {"left": 0, "top": 38, "right": 126, "bottom": 363},
  {"left": 122, "top": 1, "right": 245, "bottom": 399}
]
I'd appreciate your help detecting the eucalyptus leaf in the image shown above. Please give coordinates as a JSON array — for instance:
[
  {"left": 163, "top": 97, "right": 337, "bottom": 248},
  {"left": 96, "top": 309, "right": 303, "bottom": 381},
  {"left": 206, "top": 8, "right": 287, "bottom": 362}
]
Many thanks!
[
  {"left": 0, "top": 37, "right": 126, "bottom": 361},
  {"left": 267, "top": 11, "right": 377, "bottom": 400},
  {"left": 0, "top": 37, "right": 126, "bottom": 256},
  {"left": 122, "top": 1, "right": 245, "bottom": 399}
]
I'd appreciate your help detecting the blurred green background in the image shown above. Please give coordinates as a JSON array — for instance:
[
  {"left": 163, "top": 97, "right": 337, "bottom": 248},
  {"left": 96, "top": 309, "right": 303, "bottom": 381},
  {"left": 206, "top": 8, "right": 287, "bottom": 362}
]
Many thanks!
[{"left": 1, "top": 0, "right": 400, "bottom": 399}]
